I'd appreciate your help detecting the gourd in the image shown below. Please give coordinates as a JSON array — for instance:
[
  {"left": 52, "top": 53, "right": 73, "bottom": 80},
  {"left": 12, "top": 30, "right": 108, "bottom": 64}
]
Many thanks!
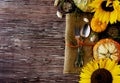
[
  {"left": 93, "top": 38, "right": 120, "bottom": 62},
  {"left": 91, "top": 18, "right": 107, "bottom": 32},
  {"left": 73, "top": 0, "right": 93, "bottom": 12}
]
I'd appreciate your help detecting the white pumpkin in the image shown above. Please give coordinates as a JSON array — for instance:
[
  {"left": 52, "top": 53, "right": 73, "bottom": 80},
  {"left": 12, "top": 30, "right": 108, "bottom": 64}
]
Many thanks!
[
  {"left": 93, "top": 39, "right": 120, "bottom": 61},
  {"left": 73, "top": 0, "right": 93, "bottom": 12}
]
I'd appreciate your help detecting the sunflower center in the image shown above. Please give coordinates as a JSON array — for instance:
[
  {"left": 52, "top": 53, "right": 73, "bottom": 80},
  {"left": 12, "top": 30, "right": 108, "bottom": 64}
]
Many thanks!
[
  {"left": 91, "top": 68, "right": 112, "bottom": 83},
  {"left": 101, "top": 1, "right": 114, "bottom": 12}
]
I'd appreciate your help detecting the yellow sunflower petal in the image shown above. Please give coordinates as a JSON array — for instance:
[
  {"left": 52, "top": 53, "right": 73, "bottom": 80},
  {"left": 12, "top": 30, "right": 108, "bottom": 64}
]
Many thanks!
[
  {"left": 111, "top": 65, "right": 120, "bottom": 75},
  {"left": 89, "top": 0, "right": 103, "bottom": 8},
  {"left": 83, "top": 65, "right": 94, "bottom": 73},
  {"left": 110, "top": 10, "right": 117, "bottom": 24},
  {"left": 113, "top": 80, "right": 120, "bottom": 83},
  {"left": 99, "top": 59, "right": 107, "bottom": 68},
  {"left": 105, "top": 59, "right": 116, "bottom": 71},
  {"left": 113, "top": 0, "right": 120, "bottom": 8},
  {"left": 82, "top": 67, "right": 93, "bottom": 75},
  {"left": 80, "top": 72, "right": 91, "bottom": 78},
  {"left": 79, "top": 79, "right": 90, "bottom": 83},
  {"left": 113, "top": 1, "right": 120, "bottom": 21},
  {"left": 93, "top": 60, "right": 99, "bottom": 69},
  {"left": 106, "top": 0, "right": 112, "bottom": 7},
  {"left": 113, "top": 76, "right": 120, "bottom": 79},
  {"left": 86, "top": 60, "right": 96, "bottom": 71},
  {"left": 117, "top": 7, "right": 120, "bottom": 21},
  {"left": 109, "top": 0, "right": 120, "bottom": 24},
  {"left": 113, "top": 76, "right": 120, "bottom": 83},
  {"left": 102, "top": 12, "right": 110, "bottom": 23},
  {"left": 117, "top": 14, "right": 120, "bottom": 21}
]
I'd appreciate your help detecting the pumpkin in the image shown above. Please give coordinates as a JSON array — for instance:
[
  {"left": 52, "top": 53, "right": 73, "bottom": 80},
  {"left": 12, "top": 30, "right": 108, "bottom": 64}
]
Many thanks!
[
  {"left": 93, "top": 38, "right": 120, "bottom": 62},
  {"left": 91, "top": 18, "right": 107, "bottom": 32}
]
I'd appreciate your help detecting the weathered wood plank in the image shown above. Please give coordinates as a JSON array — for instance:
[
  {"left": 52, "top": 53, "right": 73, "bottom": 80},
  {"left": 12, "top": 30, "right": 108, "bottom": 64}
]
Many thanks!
[{"left": 0, "top": 0, "right": 79, "bottom": 82}]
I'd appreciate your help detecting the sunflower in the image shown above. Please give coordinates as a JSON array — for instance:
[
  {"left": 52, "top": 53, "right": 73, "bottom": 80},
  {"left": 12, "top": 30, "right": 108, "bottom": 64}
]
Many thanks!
[
  {"left": 89, "top": 0, "right": 120, "bottom": 24},
  {"left": 79, "top": 59, "right": 120, "bottom": 83}
]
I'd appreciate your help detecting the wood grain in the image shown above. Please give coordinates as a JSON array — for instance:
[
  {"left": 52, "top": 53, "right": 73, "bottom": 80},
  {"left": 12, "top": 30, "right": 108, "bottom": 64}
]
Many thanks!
[{"left": 0, "top": 0, "right": 79, "bottom": 83}]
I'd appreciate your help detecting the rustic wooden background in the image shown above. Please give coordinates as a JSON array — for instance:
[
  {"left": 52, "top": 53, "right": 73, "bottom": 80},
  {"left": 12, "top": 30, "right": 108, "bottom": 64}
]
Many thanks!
[{"left": 0, "top": 0, "right": 79, "bottom": 83}]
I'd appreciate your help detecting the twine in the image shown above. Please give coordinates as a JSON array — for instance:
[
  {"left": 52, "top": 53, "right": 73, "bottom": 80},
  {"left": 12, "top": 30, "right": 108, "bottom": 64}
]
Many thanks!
[{"left": 66, "top": 39, "right": 96, "bottom": 48}]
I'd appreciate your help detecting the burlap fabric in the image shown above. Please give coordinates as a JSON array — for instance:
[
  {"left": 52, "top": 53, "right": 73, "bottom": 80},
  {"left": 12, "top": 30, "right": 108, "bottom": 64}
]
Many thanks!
[{"left": 63, "top": 13, "right": 96, "bottom": 73}]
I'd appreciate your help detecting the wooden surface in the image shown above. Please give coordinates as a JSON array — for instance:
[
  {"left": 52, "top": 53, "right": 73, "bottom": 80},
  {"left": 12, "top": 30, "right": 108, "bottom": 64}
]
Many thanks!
[{"left": 0, "top": 0, "right": 79, "bottom": 83}]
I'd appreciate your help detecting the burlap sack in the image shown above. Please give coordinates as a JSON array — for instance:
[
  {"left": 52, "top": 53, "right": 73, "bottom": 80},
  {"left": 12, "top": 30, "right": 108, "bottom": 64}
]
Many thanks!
[{"left": 63, "top": 13, "right": 96, "bottom": 73}]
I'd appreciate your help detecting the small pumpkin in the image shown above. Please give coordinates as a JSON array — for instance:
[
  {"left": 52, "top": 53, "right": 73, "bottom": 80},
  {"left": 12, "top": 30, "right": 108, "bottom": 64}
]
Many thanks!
[
  {"left": 91, "top": 18, "right": 107, "bottom": 32},
  {"left": 93, "top": 38, "right": 120, "bottom": 62}
]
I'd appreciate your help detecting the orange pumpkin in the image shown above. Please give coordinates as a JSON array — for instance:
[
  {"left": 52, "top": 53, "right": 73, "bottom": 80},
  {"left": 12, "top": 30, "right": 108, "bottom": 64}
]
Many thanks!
[
  {"left": 91, "top": 18, "right": 107, "bottom": 32},
  {"left": 93, "top": 38, "right": 120, "bottom": 62}
]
